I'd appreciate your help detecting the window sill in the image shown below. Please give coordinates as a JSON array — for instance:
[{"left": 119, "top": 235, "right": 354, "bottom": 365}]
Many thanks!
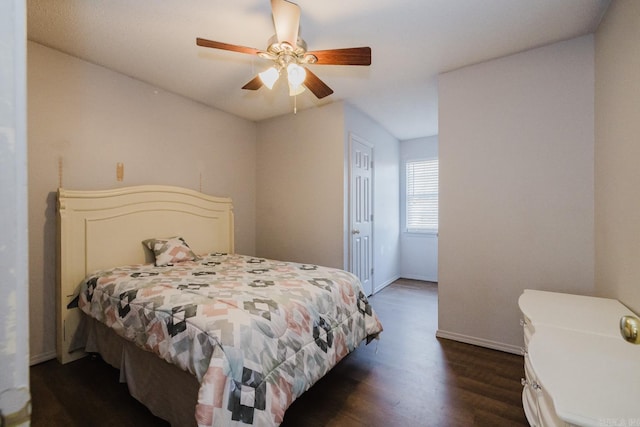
[{"left": 404, "top": 230, "right": 438, "bottom": 236}]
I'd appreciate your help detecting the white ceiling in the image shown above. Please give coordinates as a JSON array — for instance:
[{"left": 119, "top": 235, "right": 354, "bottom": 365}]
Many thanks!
[{"left": 27, "top": 0, "right": 610, "bottom": 140}]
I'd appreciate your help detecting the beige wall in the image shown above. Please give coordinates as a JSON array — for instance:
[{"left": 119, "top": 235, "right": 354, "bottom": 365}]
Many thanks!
[
  {"left": 255, "top": 102, "right": 401, "bottom": 293},
  {"left": 438, "top": 35, "right": 595, "bottom": 351},
  {"left": 256, "top": 102, "right": 346, "bottom": 268},
  {"left": 27, "top": 42, "right": 258, "bottom": 363},
  {"left": 594, "top": 0, "right": 640, "bottom": 313}
]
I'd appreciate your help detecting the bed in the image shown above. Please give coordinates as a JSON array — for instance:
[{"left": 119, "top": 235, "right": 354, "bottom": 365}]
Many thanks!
[{"left": 56, "top": 185, "right": 383, "bottom": 427}]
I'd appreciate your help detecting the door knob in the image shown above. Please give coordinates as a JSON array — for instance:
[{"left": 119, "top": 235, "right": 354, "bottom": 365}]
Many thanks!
[{"left": 352, "top": 229, "right": 360, "bottom": 234}]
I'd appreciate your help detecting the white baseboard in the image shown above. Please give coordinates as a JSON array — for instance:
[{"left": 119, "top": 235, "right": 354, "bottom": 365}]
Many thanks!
[
  {"left": 373, "top": 275, "right": 400, "bottom": 294},
  {"left": 436, "top": 329, "right": 523, "bottom": 355},
  {"left": 30, "top": 350, "right": 57, "bottom": 366},
  {"left": 399, "top": 274, "right": 437, "bottom": 283}
]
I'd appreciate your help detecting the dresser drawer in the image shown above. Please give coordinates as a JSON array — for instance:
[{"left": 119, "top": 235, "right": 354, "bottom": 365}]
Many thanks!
[
  {"left": 522, "top": 354, "right": 540, "bottom": 426},
  {"left": 522, "top": 385, "right": 539, "bottom": 427},
  {"left": 537, "top": 384, "right": 573, "bottom": 427},
  {"left": 523, "top": 353, "right": 574, "bottom": 427},
  {"left": 523, "top": 319, "right": 534, "bottom": 348}
]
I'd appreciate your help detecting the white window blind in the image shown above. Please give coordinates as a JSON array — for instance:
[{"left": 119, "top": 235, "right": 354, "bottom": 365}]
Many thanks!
[{"left": 406, "top": 159, "right": 438, "bottom": 232}]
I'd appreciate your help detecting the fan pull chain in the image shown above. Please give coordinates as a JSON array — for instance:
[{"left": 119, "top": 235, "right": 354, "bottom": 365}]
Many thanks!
[{"left": 294, "top": 94, "right": 297, "bottom": 114}]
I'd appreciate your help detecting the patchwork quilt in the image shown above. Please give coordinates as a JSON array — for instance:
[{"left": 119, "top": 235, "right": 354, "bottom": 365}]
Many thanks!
[{"left": 78, "top": 253, "right": 383, "bottom": 426}]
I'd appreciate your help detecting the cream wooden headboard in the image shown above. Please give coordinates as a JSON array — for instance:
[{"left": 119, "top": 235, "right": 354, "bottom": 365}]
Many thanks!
[{"left": 56, "top": 185, "right": 234, "bottom": 364}]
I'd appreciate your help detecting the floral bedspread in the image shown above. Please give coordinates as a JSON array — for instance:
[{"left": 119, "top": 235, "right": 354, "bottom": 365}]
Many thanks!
[{"left": 78, "top": 253, "right": 383, "bottom": 426}]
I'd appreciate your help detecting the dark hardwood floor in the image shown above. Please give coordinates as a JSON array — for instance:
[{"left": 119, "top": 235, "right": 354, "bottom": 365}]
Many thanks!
[{"left": 30, "top": 279, "right": 527, "bottom": 426}]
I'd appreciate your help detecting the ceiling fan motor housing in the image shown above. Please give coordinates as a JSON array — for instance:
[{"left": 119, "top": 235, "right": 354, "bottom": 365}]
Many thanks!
[{"left": 260, "top": 35, "right": 318, "bottom": 70}]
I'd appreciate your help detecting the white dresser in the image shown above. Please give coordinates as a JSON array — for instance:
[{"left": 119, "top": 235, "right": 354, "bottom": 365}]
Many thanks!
[{"left": 518, "top": 290, "right": 640, "bottom": 427}]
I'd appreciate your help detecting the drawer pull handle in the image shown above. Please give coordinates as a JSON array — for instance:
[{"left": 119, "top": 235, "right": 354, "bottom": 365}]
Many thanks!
[
  {"left": 620, "top": 315, "right": 640, "bottom": 344},
  {"left": 521, "top": 378, "right": 542, "bottom": 391}
]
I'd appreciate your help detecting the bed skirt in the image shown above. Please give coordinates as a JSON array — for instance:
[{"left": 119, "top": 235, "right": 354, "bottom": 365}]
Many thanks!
[{"left": 72, "top": 315, "right": 200, "bottom": 426}]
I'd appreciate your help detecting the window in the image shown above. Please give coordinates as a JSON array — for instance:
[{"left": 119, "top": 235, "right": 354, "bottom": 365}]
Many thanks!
[{"left": 406, "top": 159, "right": 438, "bottom": 233}]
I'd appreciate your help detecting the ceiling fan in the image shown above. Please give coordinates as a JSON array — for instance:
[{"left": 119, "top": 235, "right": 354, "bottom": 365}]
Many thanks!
[{"left": 196, "top": 0, "right": 371, "bottom": 99}]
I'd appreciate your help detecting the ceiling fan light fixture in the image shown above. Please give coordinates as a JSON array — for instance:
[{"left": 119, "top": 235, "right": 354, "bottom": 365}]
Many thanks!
[
  {"left": 289, "top": 83, "right": 306, "bottom": 96},
  {"left": 196, "top": 0, "right": 371, "bottom": 100},
  {"left": 259, "top": 67, "right": 280, "bottom": 89},
  {"left": 287, "top": 63, "right": 306, "bottom": 91}
]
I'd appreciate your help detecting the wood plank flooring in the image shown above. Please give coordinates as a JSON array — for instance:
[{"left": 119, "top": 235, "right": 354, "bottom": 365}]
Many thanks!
[{"left": 30, "top": 279, "right": 527, "bottom": 426}]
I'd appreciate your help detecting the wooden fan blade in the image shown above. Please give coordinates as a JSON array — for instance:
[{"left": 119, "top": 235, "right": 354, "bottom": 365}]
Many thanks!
[
  {"left": 303, "top": 68, "right": 333, "bottom": 99},
  {"left": 242, "top": 75, "right": 264, "bottom": 91},
  {"left": 196, "top": 38, "right": 261, "bottom": 56},
  {"left": 271, "top": 0, "right": 300, "bottom": 46},
  {"left": 307, "top": 47, "right": 371, "bottom": 66}
]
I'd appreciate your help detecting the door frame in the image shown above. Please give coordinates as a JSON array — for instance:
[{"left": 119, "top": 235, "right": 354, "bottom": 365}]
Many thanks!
[{"left": 347, "top": 132, "right": 374, "bottom": 294}]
